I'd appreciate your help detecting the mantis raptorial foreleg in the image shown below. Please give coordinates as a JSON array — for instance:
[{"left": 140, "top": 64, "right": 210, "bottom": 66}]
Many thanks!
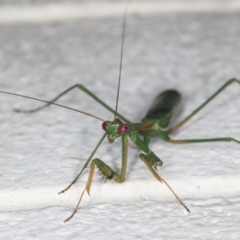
[
  {"left": 59, "top": 133, "right": 107, "bottom": 194},
  {"left": 64, "top": 158, "right": 127, "bottom": 222},
  {"left": 127, "top": 130, "right": 189, "bottom": 212},
  {"left": 64, "top": 134, "right": 128, "bottom": 222},
  {"left": 139, "top": 153, "right": 190, "bottom": 213}
]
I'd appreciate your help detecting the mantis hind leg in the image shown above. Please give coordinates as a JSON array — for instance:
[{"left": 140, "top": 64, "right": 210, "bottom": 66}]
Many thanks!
[
  {"left": 169, "top": 137, "right": 240, "bottom": 144},
  {"left": 168, "top": 78, "right": 240, "bottom": 134},
  {"left": 155, "top": 127, "right": 240, "bottom": 144},
  {"left": 15, "top": 84, "right": 130, "bottom": 123}
]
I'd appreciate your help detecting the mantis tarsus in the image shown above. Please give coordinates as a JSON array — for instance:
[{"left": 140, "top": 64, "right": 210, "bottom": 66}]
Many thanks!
[{"left": 1, "top": 5, "right": 240, "bottom": 222}]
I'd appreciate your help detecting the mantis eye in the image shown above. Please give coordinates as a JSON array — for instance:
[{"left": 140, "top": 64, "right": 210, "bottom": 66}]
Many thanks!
[
  {"left": 117, "top": 124, "right": 129, "bottom": 134},
  {"left": 102, "top": 121, "right": 111, "bottom": 131}
]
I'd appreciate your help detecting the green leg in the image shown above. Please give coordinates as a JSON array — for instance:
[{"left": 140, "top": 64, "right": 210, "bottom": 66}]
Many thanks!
[
  {"left": 92, "top": 134, "right": 129, "bottom": 183},
  {"left": 139, "top": 153, "right": 190, "bottom": 212},
  {"left": 64, "top": 134, "right": 129, "bottom": 222},
  {"left": 84, "top": 134, "right": 128, "bottom": 184},
  {"left": 59, "top": 133, "right": 107, "bottom": 194},
  {"left": 169, "top": 137, "right": 240, "bottom": 144},
  {"left": 64, "top": 157, "right": 126, "bottom": 222},
  {"left": 168, "top": 78, "right": 240, "bottom": 134},
  {"left": 143, "top": 132, "right": 153, "bottom": 146},
  {"left": 130, "top": 126, "right": 189, "bottom": 212},
  {"left": 90, "top": 158, "right": 126, "bottom": 183},
  {"left": 63, "top": 133, "right": 128, "bottom": 193},
  {"left": 129, "top": 131, "right": 163, "bottom": 167},
  {"left": 15, "top": 84, "right": 130, "bottom": 123},
  {"left": 154, "top": 127, "right": 240, "bottom": 144}
]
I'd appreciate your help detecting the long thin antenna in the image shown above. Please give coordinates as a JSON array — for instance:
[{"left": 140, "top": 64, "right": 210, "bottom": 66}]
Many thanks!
[
  {"left": 113, "top": 1, "right": 132, "bottom": 121},
  {"left": 0, "top": 90, "right": 104, "bottom": 122}
]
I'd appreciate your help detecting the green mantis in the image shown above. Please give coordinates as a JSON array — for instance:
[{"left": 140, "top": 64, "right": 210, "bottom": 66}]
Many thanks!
[
  {"left": 1, "top": 5, "right": 240, "bottom": 223},
  {"left": 2, "top": 77, "right": 240, "bottom": 222}
]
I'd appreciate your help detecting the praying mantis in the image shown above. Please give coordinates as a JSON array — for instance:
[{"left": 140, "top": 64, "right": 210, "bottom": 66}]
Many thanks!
[{"left": 1, "top": 4, "right": 240, "bottom": 223}]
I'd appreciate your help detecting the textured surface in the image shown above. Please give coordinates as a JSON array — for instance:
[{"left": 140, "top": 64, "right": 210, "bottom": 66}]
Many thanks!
[{"left": 1, "top": 3, "right": 240, "bottom": 239}]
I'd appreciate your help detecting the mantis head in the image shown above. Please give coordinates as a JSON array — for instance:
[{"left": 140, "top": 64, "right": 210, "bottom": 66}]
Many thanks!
[{"left": 102, "top": 119, "right": 130, "bottom": 143}]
